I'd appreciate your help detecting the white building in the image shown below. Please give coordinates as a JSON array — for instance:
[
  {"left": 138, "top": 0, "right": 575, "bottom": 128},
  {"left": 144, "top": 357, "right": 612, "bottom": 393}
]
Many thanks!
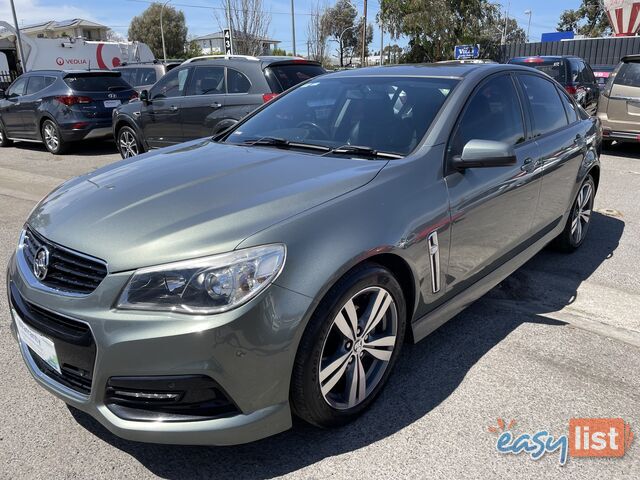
[
  {"left": 192, "top": 31, "right": 281, "bottom": 55},
  {"left": 20, "top": 19, "right": 108, "bottom": 41}
]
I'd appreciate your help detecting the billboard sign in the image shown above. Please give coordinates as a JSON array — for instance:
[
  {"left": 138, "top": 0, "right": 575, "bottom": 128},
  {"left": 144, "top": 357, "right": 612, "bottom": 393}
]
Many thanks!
[{"left": 454, "top": 44, "right": 480, "bottom": 60}]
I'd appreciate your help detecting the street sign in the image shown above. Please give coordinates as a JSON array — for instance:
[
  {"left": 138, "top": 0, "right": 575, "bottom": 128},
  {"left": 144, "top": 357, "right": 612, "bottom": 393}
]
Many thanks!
[
  {"left": 454, "top": 44, "right": 480, "bottom": 60},
  {"left": 223, "top": 28, "right": 233, "bottom": 55}
]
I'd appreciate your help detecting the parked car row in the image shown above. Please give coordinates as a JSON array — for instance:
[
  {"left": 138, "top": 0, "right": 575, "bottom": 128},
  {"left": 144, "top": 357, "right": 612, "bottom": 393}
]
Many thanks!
[{"left": 0, "top": 55, "right": 326, "bottom": 156}]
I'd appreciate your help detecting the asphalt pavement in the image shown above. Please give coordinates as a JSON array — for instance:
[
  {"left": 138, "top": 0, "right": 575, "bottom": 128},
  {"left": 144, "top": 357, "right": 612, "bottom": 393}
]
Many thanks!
[{"left": 0, "top": 140, "right": 638, "bottom": 479}]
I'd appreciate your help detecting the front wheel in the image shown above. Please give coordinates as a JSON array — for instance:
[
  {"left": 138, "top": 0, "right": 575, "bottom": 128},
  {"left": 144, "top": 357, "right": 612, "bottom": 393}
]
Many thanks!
[
  {"left": 551, "top": 175, "right": 596, "bottom": 252},
  {"left": 41, "top": 119, "right": 68, "bottom": 154},
  {"left": 0, "top": 123, "right": 12, "bottom": 147},
  {"left": 291, "top": 263, "right": 406, "bottom": 428},
  {"left": 117, "top": 125, "right": 143, "bottom": 159}
]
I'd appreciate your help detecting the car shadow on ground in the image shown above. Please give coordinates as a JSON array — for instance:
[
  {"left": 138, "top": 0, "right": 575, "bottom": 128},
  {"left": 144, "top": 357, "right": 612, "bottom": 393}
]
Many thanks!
[
  {"left": 8, "top": 139, "right": 117, "bottom": 157},
  {"left": 603, "top": 141, "right": 640, "bottom": 160},
  {"left": 68, "top": 212, "right": 624, "bottom": 479}
]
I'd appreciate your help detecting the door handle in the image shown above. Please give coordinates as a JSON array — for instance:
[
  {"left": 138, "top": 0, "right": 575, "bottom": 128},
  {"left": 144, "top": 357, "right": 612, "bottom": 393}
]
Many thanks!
[
  {"left": 168, "top": 105, "right": 178, "bottom": 112},
  {"left": 210, "top": 102, "right": 222, "bottom": 109},
  {"left": 521, "top": 157, "right": 535, "bottom": 173}
]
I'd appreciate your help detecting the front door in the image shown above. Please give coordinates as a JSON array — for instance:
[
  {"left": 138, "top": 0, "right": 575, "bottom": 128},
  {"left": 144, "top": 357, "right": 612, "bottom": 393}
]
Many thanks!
[
  {"left": 445, "top": 73, "right": 543, "bottom": 294},
  {"left": 20, "top": 75, "right": 55, "bottom": 138},
  {"left": 140, "top": 67, "right": 190, "bottom": 147},
  {"left": 179, "top": 65, "right": 227, "bottom": 141},
  {"left": 1, "top": 76, "right": 28, "bottom": 136}
]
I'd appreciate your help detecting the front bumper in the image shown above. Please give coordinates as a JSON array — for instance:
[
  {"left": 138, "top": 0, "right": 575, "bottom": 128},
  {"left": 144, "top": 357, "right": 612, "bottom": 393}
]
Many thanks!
[{"left": 7, "top": 251, "right": 313, "bottom": 445}]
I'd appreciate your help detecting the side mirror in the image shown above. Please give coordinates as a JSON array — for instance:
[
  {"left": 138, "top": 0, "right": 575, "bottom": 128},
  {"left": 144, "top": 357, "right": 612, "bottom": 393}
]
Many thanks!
[
  {"left": 452, "top": 139, "right": 517, "bottom": 170},
  {"left": 139, "top": 89, "right": 150, "bottom": 104},
  {"left": 0, "top": 89, "right": 5, "bottom": 99}
]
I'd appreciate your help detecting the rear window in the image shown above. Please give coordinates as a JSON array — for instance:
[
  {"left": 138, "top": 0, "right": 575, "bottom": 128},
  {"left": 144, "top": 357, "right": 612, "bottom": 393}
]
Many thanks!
[
  {"left": 613, "top": 62, "right": 640, "bottom": 87},
  {"left": 509, "top": 59, "right": 567, "bottom": 83},
  {"left": 64, "top": 74, "right": 131, "bottom": 92},
  {"left": 264, "top": 63, "right": 325, "bottom": 92}
]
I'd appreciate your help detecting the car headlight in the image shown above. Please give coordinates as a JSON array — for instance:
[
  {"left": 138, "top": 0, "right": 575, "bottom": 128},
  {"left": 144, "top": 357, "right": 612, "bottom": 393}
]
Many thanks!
[{"left": 117, "top": 244, "right": 286, "bottom": 314}]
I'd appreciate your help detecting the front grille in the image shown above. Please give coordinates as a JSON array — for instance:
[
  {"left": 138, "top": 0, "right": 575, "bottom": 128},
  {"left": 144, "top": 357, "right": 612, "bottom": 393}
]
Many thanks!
[
  {"left": 22, "top": 227, "right": 107, "bottom": 295},
  {"left": 11, "top": 283, "right": 96, "bottom": 395}
]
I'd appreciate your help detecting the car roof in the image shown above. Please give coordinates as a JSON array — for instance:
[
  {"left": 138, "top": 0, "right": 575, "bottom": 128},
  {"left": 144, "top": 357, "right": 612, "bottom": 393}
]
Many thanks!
[
  {"left": 183, "top": 55, "right": 321, "bottom": 69},
  {"left": 510, "top": 55, "right": 579, "bottom": 62},
  {"left": 23, "top": 69, "right": 118, "bottom": 76},
  {"left": 324, "top": 63, "right": 517, "bottom": 79}
]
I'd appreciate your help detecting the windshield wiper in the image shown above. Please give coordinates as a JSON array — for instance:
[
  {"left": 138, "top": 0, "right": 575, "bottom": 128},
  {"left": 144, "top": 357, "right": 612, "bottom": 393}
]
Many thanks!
[
  {"left": 327, "top": 145, "right": 404, "bottom": 159},
  {"left": 241, "top": 136, "right": 331, "bottom": 153}
]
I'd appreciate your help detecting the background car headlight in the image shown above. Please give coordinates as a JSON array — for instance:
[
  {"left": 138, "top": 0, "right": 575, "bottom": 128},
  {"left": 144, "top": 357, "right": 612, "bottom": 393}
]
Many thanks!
[{"left": 117, "top": 244, "right": 286, "bottom": 314}]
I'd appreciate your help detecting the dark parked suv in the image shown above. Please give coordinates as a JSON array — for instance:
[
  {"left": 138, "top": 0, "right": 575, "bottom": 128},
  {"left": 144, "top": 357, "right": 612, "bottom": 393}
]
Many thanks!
[
  {"left": 508, "top": 56, "right": 599, "bottom": 115},
  {"left": 112, "top": 55, "right": 326, "bottom": 158},
  {"left": 0, "top": 70, "right": 137, "bottom": 154}
]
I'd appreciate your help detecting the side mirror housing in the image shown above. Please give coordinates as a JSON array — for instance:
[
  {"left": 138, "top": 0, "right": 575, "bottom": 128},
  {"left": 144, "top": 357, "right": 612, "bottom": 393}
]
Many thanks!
[
  {"left": 452, "top": 139, "right": 517, "bottom": 170},
  {"left": 139, "top": 89, "right": 150, "bottom": 104}
]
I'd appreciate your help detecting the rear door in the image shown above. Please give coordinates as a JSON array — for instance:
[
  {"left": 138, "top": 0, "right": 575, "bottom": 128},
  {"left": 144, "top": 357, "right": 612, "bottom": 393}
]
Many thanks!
[
  {"left": 603, "top": 60, "right": 640, "bottom": 133},
  {"left": 20, "top": 75, "right": 56, "bottom": 137},
  {"left": 140, "top": 67, "right": 190, "bottom": 147},
  {"left": 445, "top": 73, "right": 542, "bottom": 294},
  {"left": 517, "top": 73, "right": 582, "bottom": 231},
  {"left": 178, "top": 65, "right": 226, "bottom": 140},
  {"left": 1, "top": 76, "right": 28, "bottom": 136}
]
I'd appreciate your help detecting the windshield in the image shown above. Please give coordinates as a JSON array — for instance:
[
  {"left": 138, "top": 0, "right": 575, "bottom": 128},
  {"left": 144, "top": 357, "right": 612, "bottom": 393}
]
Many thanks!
[
  {"left": 224, "top": 76, "right": 459, "bottom": 156},
  {"left": 64, "top": 74, "right": 131, "bottom": 92}
]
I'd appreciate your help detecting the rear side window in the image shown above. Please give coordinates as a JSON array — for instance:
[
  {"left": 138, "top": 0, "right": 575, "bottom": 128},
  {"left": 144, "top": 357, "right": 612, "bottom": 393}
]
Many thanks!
[
  {"left": 558, "top": 88, "right": 579, "bottom": 123},
  {"left": 450, "top": 75, "right": 525, "bottom": 158},
  {"left": 117, "top": 68, "right": 136, "bottom": 85},
  {"left": 227, "top": 69, "right": 251, "bottom": 93},
  {"left": 7, "top": 77, "right": 27, "bottom": 97},
  {"left": 264, "top": 63, "right": 325, "bottom": 92},
  {"left": 64, "top": 74, "right": 131, "bottom": 92},
  {"left": 509, "top": 59, "right": 567, "bottom": 83},
  {"left": 613, "top": 62, "right": 640, "bottom": 87},
  {"left": 186, "top": 66, "right": 225, "bottom": 96},
  {"left": 26, "top": 76, "right": 55, "bottom": 94},
  {"left": 519, "top": 74, "right": 568, "bottom": 136}
]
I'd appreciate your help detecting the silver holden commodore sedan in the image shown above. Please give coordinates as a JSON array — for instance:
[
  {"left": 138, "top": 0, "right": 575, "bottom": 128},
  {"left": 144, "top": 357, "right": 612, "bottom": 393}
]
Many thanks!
[{"left": 7, "top": 64, "right": 600, "bottom": 445}]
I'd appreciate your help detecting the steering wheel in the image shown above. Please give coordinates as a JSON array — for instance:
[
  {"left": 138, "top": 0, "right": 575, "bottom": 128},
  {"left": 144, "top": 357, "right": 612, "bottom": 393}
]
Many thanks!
[{"left": 296, "top": 121, "right": 329, "bottom": 140}]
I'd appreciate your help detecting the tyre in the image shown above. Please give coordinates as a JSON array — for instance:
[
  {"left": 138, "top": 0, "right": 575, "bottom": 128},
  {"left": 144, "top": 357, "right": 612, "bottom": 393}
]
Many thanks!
[
  {"left": 41, "top": 119, "right": 68, "bottom": 154},
  {"left": 117, "top": 125, "right": 143, "bottom": 159},
  {"left": 291, "top": 263, "right": 406, "bottom": 428},
  {"left": 0, "top": 123, "right": 12, "bottom": 147},
  {"left": 551, "top": 174, "right": 595, "bottom": 252}
]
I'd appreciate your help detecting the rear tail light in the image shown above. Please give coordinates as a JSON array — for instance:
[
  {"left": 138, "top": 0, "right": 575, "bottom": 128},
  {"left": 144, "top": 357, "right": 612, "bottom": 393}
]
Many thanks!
[
  {"left": 70, "top": 122, "right": 89, "bottom": 129},
  {"left": 524, "top": 57, "right": 544, "bottom": 63},
  {"left": 565, "top": 85, "right": 578, "bottom": 95},
  {"left": 55, "top": 95, "right": 93, "bottom": 106},
  {"left": 262, "top": 93, "right": 278, "bottom": 103}
]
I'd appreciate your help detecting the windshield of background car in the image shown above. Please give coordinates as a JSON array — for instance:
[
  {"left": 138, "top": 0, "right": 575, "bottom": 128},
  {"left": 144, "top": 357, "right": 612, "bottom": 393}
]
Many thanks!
[
  {"left": 64, "top": 74, "right": 131, "bottom": 91},
  {"left": 265, "top": 63, "right": 327, "bottom": 92},
  {"left": 225, "top": 76, "right": 459, "bottom": 156},
  {"left": 509, "top": 59, "right": 567, "bottom": 83}
]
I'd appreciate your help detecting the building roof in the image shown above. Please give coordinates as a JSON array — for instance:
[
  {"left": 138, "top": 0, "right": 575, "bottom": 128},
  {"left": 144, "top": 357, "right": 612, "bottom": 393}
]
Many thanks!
[
  {"left": 21, "top": 19, "right": 107, "bottom": 32},
  {"left": 192, "top": 31, "right": 280, "bottom": 44}
]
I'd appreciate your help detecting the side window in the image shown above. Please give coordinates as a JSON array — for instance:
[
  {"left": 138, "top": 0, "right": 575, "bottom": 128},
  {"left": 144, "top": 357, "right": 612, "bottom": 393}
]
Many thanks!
[
  {"left": 449, "top": 75, "right": 525, "bottom": 158},
  {"left": 613, "top": 62, "right": 640, "bottom": 87},
  {"left": 118, "top": 69, "right": 135, "bottom": 86},
  {"left": 582, "top": 63, "right": 596, "bottom": 84},
  {"left": 558, "top": 87, "right": 579, "bottom": 123},
  {"left": 186, "top": 66, "right": 225, "bottom": 96},
  {"left": 149, "top": 68, "right": 189, "bottom": 99},
  {"left": 26, "top": 76, "right": 46, "bottom": 95},
  {"left": 519, "top": 74, "right": 568, "bottom": 137},
  {"left": 7, "top": 77, "right": 27, "bottom": 97},
  {"left": 227, "top": 69, "right": 251, "bottom": 93},
  {"left": 137, "top": 68, "right": 157, "bottom": 86}
]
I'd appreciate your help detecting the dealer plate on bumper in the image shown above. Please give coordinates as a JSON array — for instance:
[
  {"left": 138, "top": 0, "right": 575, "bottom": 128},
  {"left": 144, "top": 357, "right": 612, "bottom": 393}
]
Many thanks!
[
  {"left": 12, "top": 309, "right": 61, "bottom": 374},
  {"left": 104, "top": 100, "right": 121, "bottom": 108}
]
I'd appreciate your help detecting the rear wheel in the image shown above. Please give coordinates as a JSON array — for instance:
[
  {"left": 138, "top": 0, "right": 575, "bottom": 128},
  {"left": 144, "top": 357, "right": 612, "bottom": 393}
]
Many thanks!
[
  {"left": 551, "top": 175, "right": 595, "bottom": 252},
  {"left": 0, "top": 124, "right": 12, "bottom": 147},
  {"left": 117, "top": 125, "right": 143, "bottom": 159},
  {"left": 41, "top": 119, "right": 68, "bottom": 154},
  {"left": 291, "top": 263, "right": 406, "bottom": 428}
]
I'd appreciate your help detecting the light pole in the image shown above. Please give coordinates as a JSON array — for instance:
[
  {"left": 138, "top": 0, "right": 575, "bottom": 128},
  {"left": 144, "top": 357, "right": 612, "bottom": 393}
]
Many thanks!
[
  {"left": 524, "top": 9, "right": 532, "bottom": 42},
  {"left": 339, "top": 25, "right": 357, "bottom": 67},
  {"left": 160, "top": 0, "right": 171, "bottom": 63},
  {"left": 361, "top": 0, "right": 368, "bottom": 66},
  {"left": 291, "top": 0, "right": 296, "bottom": 56},
  {"left": 9, "top": 0, "right": 27, "bottom": 72},
  {"left": 502, "top": 0, "right": 511, "bottom": 45}
]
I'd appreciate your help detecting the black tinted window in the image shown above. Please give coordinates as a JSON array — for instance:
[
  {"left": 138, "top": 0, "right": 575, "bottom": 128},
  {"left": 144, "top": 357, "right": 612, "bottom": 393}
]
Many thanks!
[
  {"left": 150, "top": 68, "right": 189, "bottom": 99},
  {"left": 117, "top": 69, "right": 136, "bottom": 85},
  {"left": 558, "top": 88, "right": 579, "bottom": 123},
  {"left": 509, "top": 59, "right": 566, "bottom": 83},
  {"left": 227, "top": 69, "right": 251, "bottom": 93},
  {"left": 265, "top": 63, "right": 325, "bottom": 92},
  {"left": 137, "top": 68, "right": 157, "bottom": 86},
  {"left": 582, "top": 63, "right": 595, "bottom": 83},
  {"left": 64, "top": 74, "right": 131, "bottom": 92},
  {"left": 614, "top": 62, "right": 640, "bottom": 87},
  {"left": 519, "top": 74, "right": 568, "bottom": 136},
  {"left": 26, "top": 76, "right": 54, "bottom": 94},
  {"left": 7, "top": 77, "right": 27, "bottom": 97},
  {"left": 450, "top": 75, "right": 525, "bottom": 157},
  {"left": 187, "top": 66, "right": 225, "bottom": 96}
]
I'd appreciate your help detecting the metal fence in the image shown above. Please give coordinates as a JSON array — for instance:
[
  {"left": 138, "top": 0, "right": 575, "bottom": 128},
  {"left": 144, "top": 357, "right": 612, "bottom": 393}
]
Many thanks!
[
  {"left": 0, "top": 70, "right": 17, "bottom": 90},
  {"left": 499, "top": 37, "right": 640, "bottom": 65}
]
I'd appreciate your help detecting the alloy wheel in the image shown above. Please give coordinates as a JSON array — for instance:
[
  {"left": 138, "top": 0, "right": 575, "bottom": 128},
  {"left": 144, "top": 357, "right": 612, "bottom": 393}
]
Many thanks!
[
  {"left": 319, "top": 286, "right": 398, "bottom": 410},
  {"left": 571, "top": 181, "right": 593, "bottom": 244},
  {"left": 43, "top": 122, "right": 59, "bottom": 151},
  {"left": 119, "top": 129, "right": 139, "bottom": 158}
]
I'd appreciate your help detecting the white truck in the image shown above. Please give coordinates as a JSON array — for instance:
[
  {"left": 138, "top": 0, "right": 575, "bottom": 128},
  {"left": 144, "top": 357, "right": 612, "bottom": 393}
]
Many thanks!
[{"left": 0, "top": 21, "right": 154, "bottom": 74}]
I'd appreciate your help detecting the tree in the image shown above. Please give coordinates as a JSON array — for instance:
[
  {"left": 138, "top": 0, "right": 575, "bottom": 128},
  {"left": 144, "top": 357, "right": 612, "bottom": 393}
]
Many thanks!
[
  {"left": 557, "top": 0, "right": 610, "bottom": 37},
  {"left": 182, "top": 38, "right": 203, "bottom": 59},
  {"left": 106, "top": 29, "right": 126, "bottom": 43},
  {"left": 216, "top": 0, "right": 273, "bottom": 55},
  {"left": 307, "top": 1, "right": 330, "bottom": 64},
  {"left": 322, "top": 0, "right": 358, "bottom": 67},
  {"left": 128, "top": 3, "right": 188, "bottom": 58},
  {"left": 272, "top": 47, "right": 288, "bottom": 56}
]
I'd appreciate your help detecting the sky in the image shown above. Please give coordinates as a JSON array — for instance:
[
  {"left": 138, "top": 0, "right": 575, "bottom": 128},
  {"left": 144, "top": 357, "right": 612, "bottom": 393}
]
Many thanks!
[{"left": 1, "top": 0, "right": 583, "bottom": 58}]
